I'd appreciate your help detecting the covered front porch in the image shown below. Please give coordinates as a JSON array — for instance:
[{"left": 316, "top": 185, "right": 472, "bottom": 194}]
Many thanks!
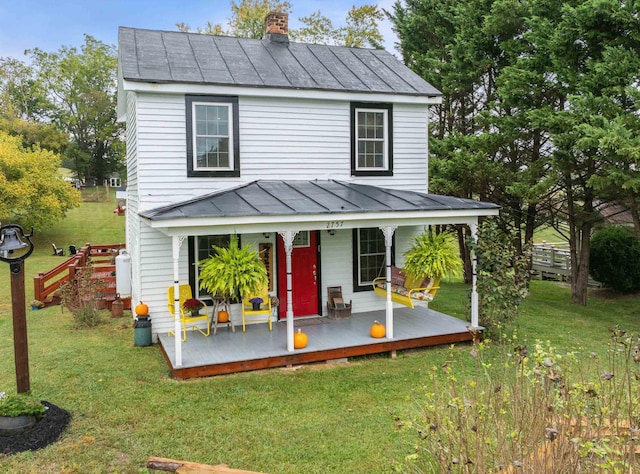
[{"left": 157, "top": 306, "right": 479, "bottom": 379}]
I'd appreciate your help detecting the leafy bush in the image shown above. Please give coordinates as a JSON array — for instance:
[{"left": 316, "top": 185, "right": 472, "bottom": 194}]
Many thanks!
[
  {"left": 469, "top": 219, "right": 530, "bottom": 331},
  {"left": 590, "top": 225, "right": 640, "bottom": 293}
]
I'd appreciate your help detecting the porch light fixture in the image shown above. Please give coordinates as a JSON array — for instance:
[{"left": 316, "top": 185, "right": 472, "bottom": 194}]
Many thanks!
[
  {"left": 263, "top": 233, "right": 271, "bottom": 239},
  {"left": 327, "top": 229, "right": 335, "bottom": 236},
  {"left": 0, "top": 223, "right": 35, "bottom": 393}
]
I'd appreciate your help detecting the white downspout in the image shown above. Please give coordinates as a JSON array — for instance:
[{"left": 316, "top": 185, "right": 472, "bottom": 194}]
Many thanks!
[
  {"left": 279, "top": 231, "right": 298, "bottom": 352},
  {"left": 381, "top": 226, "right": 396, "bottom": 339}
]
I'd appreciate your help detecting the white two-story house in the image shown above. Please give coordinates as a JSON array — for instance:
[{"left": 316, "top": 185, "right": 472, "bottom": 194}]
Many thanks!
[{"left": 116, "top": 13, "right": 499, "bottom": 372}]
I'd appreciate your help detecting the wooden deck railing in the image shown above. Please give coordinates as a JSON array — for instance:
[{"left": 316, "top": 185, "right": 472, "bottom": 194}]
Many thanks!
[
  {"left": 532, "top": 242, "right": 571, "bottom": 280},
  {"left": 33, "top": 243, "right": 126, "bottom": 307}
]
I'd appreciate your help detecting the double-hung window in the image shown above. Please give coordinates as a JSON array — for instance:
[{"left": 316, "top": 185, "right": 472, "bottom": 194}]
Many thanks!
[
  {"left": 186, "top": 95, "right": 240, "bottom": 177},
  {"left": 351, "top": 102, "right": 393, "bottom": 176},
  {"left": 352, "top": 228, "right": 394, "bottom": 291}
]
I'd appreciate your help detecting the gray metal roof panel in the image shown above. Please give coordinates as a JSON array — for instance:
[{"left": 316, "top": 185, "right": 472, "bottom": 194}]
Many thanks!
[
  {"left": 140, "top": 180, "right": 499, "bottom": 221},
  {"left": 118, "top": 27, "right": 442, "bottom": 97},
  {"left": 239, "top": 41, "right": 292, "bottom": 88}
]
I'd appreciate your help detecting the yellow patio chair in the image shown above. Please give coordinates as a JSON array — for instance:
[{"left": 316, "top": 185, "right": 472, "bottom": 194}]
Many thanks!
[
  {"left": 167, "top": 284, "right": 211, "bottom": 341},
  {"left": 241, "top": 286, "right": 272, "bottom": 332}
]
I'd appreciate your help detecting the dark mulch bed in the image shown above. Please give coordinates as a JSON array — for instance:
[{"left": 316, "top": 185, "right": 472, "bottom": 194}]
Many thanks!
[{"left": 0, "top": 401, "right": 71, "bottom": 456}]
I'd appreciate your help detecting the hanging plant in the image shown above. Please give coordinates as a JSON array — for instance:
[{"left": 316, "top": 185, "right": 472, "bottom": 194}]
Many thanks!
[
  {"left": 402, "top": 229, "right": 462, "bottom": 281},
  {"left": 198, "top": 236, "right": 268, "bottom": 301}
]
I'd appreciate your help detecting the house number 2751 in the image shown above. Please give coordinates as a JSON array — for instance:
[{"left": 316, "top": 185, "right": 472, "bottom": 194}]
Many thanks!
[{"left": 326, "top": 221, "right": 344, "bottom": 229}]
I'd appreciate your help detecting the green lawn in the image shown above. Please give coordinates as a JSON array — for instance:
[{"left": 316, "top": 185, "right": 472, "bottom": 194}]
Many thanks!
[{"left": 0, "top": 196, "right": 638, "bottom": 473}]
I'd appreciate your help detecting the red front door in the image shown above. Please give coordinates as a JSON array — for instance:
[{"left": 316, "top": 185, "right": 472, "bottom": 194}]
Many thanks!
[{"left": 277, "top": 231, "right": 319, "bottom": 318}]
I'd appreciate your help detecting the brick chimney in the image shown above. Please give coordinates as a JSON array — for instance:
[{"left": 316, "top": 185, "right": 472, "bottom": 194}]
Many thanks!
[{"left": 264, "top": 11, "right": 289, "bottom": 44}]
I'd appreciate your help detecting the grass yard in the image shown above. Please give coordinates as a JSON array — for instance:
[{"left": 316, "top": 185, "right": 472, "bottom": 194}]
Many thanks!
[{"left": 0, "top": 195, "right": 638, "bottom": 473}]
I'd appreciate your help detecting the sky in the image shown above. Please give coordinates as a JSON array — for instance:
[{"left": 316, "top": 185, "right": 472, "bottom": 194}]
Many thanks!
[{"left": 0, "top": 0, "right": 400, "bottom": 61}]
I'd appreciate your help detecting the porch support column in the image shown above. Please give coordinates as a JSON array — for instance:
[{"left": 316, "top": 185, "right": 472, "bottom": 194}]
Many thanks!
[
  {"left": 279, "top": 231, "right": 298, "bottom": 352},
  {"left": 381, "top": 226, "right": 396, "bottom": 339},
  {"left": 172, "top": 235, "right": 186, "bottom": 367},
  {"left": 469, "top": 223, "right": 479, "bottom": 328}
]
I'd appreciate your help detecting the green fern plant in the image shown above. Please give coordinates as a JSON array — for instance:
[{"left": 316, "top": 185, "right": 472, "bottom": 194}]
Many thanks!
[
  {"left": 198, "top": 236, "right": 268, "bottom": 301},
  {"left": 402, "top": 229, "right": 462, "bottom": 281}
]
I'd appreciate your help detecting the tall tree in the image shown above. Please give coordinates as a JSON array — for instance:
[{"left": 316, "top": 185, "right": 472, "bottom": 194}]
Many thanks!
[
  {"left": 544, "top": 0, "right": 640, "bottom": 303},
  {"left": 0, "top": 57, "right": 50, "bottom": 121},
  {"left": 392, "top": 0, "right": 640, "bottom": 304},
  {"left": 179, "top": 1, "right": 384, "bottom": 48},
  {"left": 28, "top": 35, "right": 123, "bottom": 183},
  {"left": 291, "top": 10, "right": 336, "bottom": 45},
  {"left": 338, "top": 5, "right": 384, "bottom": 48},
  {"left": 178, "top": 0, "right": 291, "bottom": 38}
]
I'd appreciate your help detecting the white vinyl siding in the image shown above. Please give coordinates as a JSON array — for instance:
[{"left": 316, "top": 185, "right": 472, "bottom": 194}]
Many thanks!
[{"left": 128, "top": 90, "right": 431, "bottom": 335}]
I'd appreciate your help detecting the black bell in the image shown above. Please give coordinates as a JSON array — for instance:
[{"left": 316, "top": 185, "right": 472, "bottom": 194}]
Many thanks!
[{"left": 0, "top": 228, "right": 28, "bottom": 253}]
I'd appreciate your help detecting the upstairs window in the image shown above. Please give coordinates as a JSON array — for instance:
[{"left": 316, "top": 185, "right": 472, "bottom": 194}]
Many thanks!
[
  {"left": 351, "top": 102, "right": 393, "bottom": 176},
  {"left": 186, "top": 95, "right": 240, "bottom": 177}
]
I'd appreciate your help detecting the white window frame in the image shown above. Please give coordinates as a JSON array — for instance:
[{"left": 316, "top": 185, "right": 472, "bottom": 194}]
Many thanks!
[
  {"left": 355, "top": 108, "right": 389, "bottom": 171},
  {"left": 191, "top": 101, "right": 234, "bottom": 172}
]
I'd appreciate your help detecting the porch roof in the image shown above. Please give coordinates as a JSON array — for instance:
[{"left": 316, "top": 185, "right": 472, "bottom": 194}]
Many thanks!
[{"left": 139, "top": 180, "right": 499, "bottom": 233}]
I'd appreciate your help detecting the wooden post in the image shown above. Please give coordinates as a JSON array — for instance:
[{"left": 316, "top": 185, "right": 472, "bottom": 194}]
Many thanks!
[{"left": 10, "top": 261, "right": 30, "bottom": 393}]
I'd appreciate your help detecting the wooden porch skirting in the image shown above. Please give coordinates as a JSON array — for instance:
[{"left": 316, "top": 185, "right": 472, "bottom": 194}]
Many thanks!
[{"left": 157, "top": 307, "right": 480, "bottom": 379}]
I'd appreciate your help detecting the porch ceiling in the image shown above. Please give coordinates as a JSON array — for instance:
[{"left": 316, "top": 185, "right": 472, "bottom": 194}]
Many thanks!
[{"left": 139, "top": 180, "right": 500, "bottom": 234}]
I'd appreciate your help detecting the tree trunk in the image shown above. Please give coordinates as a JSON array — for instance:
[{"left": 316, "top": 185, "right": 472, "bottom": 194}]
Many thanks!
[
  {"left": 458, "top": 225, "right": 473, "bottom": 284},
  {"left": 567, "top": 182, "right": 594, "bottom": 306}
]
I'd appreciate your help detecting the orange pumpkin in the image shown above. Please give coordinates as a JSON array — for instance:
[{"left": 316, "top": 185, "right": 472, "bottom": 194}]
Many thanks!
[
  {"left": 135, "top": 301, "right": 149, "bottom": 316},
  {"left": 294, "top": 328, "right": 308, "bottom": 349},
  {"left": 217, "top": 310, "right": 229, "bottom": 323},
  {"left": 370, "top": 320, "right": 385, "bottom": 338}
]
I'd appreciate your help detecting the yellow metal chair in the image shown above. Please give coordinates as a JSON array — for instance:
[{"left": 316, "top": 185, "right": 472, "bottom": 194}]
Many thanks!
[
  {"left": 241, "top": 286, "right": 272, "bottom": 332},
  {"left": 167, "top": 285, "right": 211, "bottom": 341}
]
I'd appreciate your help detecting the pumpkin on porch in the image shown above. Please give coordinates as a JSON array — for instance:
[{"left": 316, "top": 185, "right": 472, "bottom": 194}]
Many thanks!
[
  {"left": 370, "top": 320, "right": 386, "bottom": 338},
  {"left": 217, "top": 310, "right": 229, "bottom": 323},
  {"left": 135, "top": 301, "right": 149, "bottom": 316},
  {"left": 294, "top": 328, "right": 308, "bottom": 349}
]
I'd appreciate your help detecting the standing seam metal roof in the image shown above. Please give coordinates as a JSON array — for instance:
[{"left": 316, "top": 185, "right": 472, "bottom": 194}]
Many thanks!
[
  {"left": 139, "top": 180, "right": 499, "bottom": 221},
  {"left": 118, "top": 27, "right": 441, "bottom": 97}
]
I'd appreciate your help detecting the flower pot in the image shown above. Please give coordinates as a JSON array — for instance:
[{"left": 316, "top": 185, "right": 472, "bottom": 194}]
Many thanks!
[
  {"left": 252, "top": 302, "right": 261, "bottom": 311},
  {"left": 0, "top": 415, "right": 36, "bottom": 436}
]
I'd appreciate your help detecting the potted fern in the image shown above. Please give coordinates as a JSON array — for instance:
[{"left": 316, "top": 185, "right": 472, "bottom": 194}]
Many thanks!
[
  {"left": 402, "top": 229, "right": 462, "bottom": 283},
  {"left": 198, "top": 236, "right": 268, "bottom": 305}
]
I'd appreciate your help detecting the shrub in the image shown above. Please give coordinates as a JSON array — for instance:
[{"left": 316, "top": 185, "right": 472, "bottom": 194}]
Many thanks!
[
  {"left": 590, "top": 225, "right": 640, "bottom": 293},
  {"left": 59, "top": 264, "right": 105, "bottom": 328},
  {"left": 397, "top": 328, "right": 640, "bottom": 472},
  {"left": 0, "top": 392, "right": 46, "bottom": 418},
  {"left": 469, "top": 219, "right": 530, "bottom": 332}
]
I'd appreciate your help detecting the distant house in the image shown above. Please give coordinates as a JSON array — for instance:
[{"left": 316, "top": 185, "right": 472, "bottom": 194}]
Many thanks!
[{"left": 116, "top": 13, "right": 499, "bottom": 366}]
